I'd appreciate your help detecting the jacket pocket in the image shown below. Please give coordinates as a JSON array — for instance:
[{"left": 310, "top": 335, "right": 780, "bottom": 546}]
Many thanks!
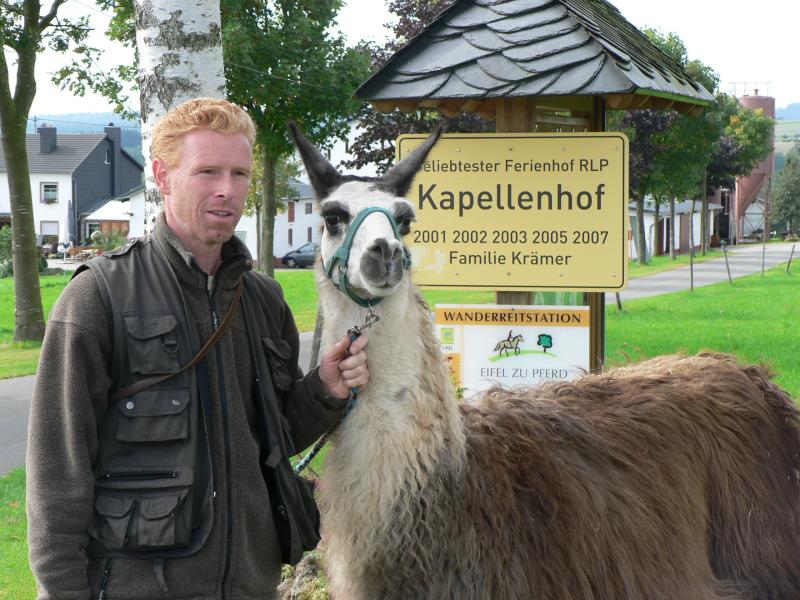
[
  {"left": 116, "top": 388, "right": 190, "bottom": 443},
  {"left": 124, "top": 314, "right": 181, "bottom": 375},
  {"left": 89, "top": 495, "right": 135, "bottom": 548},
  {"left": 261, "top": 336, "right": 293, "bottom": 391},
  {"left": 91, "top": 471, "right": 193, "bottom": 551}
]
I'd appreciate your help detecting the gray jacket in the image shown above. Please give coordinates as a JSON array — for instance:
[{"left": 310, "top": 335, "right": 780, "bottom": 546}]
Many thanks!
[{"left": 27, "top": 215, "right": 343, "bottom": 599}]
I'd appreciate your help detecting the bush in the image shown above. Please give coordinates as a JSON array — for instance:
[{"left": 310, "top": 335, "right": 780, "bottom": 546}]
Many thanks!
[{"left": 0, "top": 225, "right": 11, "bottom": 265}]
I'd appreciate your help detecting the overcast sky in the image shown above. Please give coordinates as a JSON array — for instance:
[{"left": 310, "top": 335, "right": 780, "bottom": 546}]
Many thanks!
[{"left": 17, "top": 0, "right": 799, "bottom": 117}]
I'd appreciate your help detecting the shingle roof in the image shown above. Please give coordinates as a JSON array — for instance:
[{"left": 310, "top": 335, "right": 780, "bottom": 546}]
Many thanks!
[
  {"left": 357, "top": 0, "right": 715, "bottom": 115},
  {"left": 0, "top": 134, "right": 105, "bottom": 173}
]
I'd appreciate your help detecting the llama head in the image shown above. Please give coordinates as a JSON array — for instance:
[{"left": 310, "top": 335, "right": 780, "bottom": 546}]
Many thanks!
[{"left": 288, "top": 122, "right": 443, "bottom": 304}]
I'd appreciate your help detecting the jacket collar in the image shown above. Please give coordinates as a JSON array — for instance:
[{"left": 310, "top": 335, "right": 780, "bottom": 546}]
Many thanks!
[{"left": 152, "top": 212, "right": 253, "bottom": 291}]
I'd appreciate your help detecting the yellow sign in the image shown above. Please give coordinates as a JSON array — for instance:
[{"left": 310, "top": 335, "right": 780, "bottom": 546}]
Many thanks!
[{"left": 396, "top": 133, "right": 629, "bottom": 291}]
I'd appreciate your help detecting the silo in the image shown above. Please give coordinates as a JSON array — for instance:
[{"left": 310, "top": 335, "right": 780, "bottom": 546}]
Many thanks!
[{"left": 734, "top": 91, "right": 775, "bottom": 242}]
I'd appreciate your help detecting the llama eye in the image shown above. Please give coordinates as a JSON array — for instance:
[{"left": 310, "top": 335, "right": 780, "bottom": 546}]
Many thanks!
[
  {"left": 399, "top": 219, "right": 412, "bottom": 236},
  {"left": 324, "top": 215, "right": 341, "bottom": 230}
]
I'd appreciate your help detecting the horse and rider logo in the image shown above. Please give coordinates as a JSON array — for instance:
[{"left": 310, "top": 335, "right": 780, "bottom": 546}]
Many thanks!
[
  {"left": 492, "top": 331, "right": 556, "bottom": 359},
  {"left": 494, "top": 331, "right": 524, "bottom": 357}
]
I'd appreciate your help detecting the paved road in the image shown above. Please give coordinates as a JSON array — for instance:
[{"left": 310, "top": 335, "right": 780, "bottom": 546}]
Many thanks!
[
  {"left": 2, "top": 242, "right": 796, "bottom": 476},
  {"left": 607, "top": 242, "right": 797, "bottom": 303},
  {"left": 0, "top": 376, "right": 34, "bottom": 475}
]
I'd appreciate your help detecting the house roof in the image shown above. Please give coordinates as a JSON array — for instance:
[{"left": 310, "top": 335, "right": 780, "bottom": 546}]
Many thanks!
[
  {"left": 289, "top": 178, "right": 314, "bottom": 199},
  {"left": 0, "top": 134, "right": 107, "bottom": 173},
  {"left": 85, "top": 199, "right": 134, "bottom": 221},
  {"left": 357, "top": 0, "right": 715, "bottom": 115}
]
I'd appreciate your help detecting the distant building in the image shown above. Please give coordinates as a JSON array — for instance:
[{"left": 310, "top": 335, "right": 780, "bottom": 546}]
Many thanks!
[
  {"left": 0, "top": 123, "right": 143, "bottom": 249},
  {"left": 732, "top": 91, "right": 775, "bottom": 242},
  {"left": 629, "top": 198, "right": 723, "bottom": 261}
]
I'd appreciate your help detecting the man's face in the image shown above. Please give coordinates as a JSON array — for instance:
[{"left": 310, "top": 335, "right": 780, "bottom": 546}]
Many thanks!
[{"left": 155, "top": 128, "right": 252, "bottom": 249}]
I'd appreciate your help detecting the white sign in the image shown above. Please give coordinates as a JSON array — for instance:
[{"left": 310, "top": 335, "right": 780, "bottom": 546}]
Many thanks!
[{"left": 435, "top": 304, "right": 590, "bottom": 398}]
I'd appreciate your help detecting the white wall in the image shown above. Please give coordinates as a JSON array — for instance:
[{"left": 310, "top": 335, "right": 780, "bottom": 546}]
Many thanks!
[
  {"left": 127, "top": 189, "right": 146, "bottom": 239},
  {"left": 273, "top": 197, "right": 321, "bottom": 258},
  {"left": 0, "top": 172, "right": 73, "bottom": 241}
]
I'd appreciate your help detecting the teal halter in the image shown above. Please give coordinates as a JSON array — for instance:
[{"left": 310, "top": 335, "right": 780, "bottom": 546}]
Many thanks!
[{"left": 322, "top": 207, "right": 412, "bottom": 308}]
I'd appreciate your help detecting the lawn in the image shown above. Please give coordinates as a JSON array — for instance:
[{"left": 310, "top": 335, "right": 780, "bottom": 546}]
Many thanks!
[
  {"left": 0, "top": 468, "right": 35, "bottom": 600},
  {"left": 606, "top": 267, "right": 799, "bottom": 399}
]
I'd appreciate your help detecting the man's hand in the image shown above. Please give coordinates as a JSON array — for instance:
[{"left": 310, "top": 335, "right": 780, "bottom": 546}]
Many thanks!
[{"left": 319, "top": 333, "right": 370, "bottom": 400}]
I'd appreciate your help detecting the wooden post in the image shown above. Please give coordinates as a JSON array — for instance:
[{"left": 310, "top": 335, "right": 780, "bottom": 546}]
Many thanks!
[
  {"left": 493, "top": 95, "right": 606, "bottom": 372},
  {"left": 587, "top": 97, "right": 606, "bottom": 372},
  {"left": 494, "top": 98, "right": 535, "bottom": 306}
]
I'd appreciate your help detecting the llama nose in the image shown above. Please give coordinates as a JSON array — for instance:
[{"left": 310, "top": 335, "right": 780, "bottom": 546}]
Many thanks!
[{"left": 368, "top": 238, "right": 401, "bottom": 266}]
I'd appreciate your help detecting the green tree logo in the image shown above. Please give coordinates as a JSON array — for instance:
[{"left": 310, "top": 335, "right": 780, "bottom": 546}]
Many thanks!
[{"left": 537, "top": 334, "right": 553, "bottom": 353}]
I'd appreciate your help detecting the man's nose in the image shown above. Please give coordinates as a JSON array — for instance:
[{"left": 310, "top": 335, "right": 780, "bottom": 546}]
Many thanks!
[{"left": 216, "top": 172, "right": 235, "bottom": 197}]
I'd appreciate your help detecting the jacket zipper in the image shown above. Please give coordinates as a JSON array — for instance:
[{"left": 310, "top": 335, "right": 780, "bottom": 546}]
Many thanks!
[
  {"left": 101, "top": 471, "right": 177, "bottom": 481},
  {"left": 207, "top": 283, "right": 234, "bottom": 599},
  {"left": 96, "top": 558, "right": 114, "bottom": 600}
]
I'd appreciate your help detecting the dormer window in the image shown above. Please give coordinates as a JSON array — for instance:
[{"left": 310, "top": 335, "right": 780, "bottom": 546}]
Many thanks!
[{"left": 40, "top": 183, "right": 58, "bottom": 204}]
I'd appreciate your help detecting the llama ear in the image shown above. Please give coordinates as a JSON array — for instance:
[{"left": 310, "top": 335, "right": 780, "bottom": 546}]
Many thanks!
[
  {"left": 287, "top": 121, "right": 341, "bottom": 199},
  {"left": 380, "top": 124, "right": 444, "bottom": 197}
]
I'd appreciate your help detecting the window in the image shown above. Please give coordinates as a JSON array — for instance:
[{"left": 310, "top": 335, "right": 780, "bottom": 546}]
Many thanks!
[
  {"left": 105, "top": 149, "right": 111, "bottom": 164},
  {"left": 41, "top": 221, "right": 59, "bottom": 236},
  {"left": 304, "top": 202, "right": 313, "bottom": 215},
  {"left": 307, "top": 227, "right": 312, "bottom": 243},
  {"left": 288, "top": 228, "right": 293, "bottom": 246},
  {"left": 288, "top": 202, "right": 295, "bottom": 223},
  {"left": 40, "top": 183, "right": 58, "bottom": 204}
]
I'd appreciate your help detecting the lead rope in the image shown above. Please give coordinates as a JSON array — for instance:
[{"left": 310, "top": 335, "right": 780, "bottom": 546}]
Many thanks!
[{"left": 294, "top": 307, "right": 380, "bottom": 475}]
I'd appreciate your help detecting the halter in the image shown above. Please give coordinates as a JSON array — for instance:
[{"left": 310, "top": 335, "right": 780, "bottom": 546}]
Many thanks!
[{"left": 321, "top": 206, "right": 412, "bottom": 308}]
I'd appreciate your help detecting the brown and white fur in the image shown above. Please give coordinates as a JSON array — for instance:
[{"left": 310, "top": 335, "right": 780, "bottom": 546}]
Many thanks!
[{"left": 288, "top": 123, "right": 800, "bottom": 600}]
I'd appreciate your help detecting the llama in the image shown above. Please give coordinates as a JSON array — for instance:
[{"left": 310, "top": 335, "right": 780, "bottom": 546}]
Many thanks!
[{"left": 288, "top": 123, "right": 800, "bottom": 600}]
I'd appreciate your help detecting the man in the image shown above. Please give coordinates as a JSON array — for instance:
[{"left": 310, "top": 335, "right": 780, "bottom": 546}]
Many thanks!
[{"left": 26, "top": 98, "right": 368, "bottom": 599}]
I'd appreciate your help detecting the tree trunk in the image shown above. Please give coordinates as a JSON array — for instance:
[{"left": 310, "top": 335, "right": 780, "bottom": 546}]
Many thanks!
[
  {"left": 259, "top": 152, "right": 277, "bottom": 278},
  {"left": 701, "top": 169, "right": 709, "bottom": 255},
  {"left": 2, "top": 119, "right": 46, "bottom": 341},
  {"left": 0, "top": 27, "right": 45, "bottom": 342},
  {"left": 653, "top": 201, "right": 661, "bottom": 258},
  {"left": 669, "top": 196, "right": 676, "bottom": 259},
  {"left": 134, "top": 0, "right": 226, "bottom": 231},
  {"left": 636, "top": 194, "right": 647, "bottom": 265}
]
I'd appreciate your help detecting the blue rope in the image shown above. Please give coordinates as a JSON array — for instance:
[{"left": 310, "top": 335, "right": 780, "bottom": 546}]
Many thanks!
[{"left": 294, "top": 329, "right": 362, "bottom": 475}]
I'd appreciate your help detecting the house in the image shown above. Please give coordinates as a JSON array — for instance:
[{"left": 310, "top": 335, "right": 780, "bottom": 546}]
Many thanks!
[
  {"left": 273, "top": 178, "right": 320, "bottom": 258},
  {"left": 83, "top": 184, "right": 144, "bottom": 240},
  {"left": 0, "top": 123, "right": 143, "bottom": 250},
  {"left": 628, "top": 198, "right": 723, "bottom": 261}
]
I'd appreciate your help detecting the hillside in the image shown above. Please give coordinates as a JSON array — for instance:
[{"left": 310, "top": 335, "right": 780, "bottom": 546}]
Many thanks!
[{"left": 777, "top": 103, "right": 800, "bottom": 120}]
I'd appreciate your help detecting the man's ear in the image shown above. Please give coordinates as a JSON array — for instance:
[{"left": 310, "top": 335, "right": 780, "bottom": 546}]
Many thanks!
[{"left": 152, "top": 158, "right": 170, "bottom": 195}]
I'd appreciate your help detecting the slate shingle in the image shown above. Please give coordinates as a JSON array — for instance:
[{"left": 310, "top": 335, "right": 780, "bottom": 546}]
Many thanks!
[
  {"left": 357, "top": 0, "right": 714, "bottom": 113},
  {"left": 0, "top": 134, "right": 105, "bottom": 173}
]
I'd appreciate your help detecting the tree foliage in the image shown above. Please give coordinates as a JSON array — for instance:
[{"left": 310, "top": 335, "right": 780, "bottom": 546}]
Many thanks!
[
  {"left": 223, "top": 0, "right": 371, "bottom": 274},
  {"left": 342, "top": 0, "right": 495, "bottom": 174},
  {"left": 0, "top": 0, "right": 96, "bottom": 340},
  {"left": 772, "top": 146, "right": 800, "bottom": 234}
]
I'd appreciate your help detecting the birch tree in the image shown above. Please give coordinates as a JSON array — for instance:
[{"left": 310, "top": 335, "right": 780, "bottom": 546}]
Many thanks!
[
  {"left": 0, "top": 0, "right": 94, "bottom": 341},
  {"left": 133, "top": 0, "right": 226, "bottom": 230}
]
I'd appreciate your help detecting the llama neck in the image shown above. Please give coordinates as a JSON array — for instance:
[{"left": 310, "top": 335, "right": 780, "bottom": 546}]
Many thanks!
[{"left": 317, "top": 268, "right": 466, "bottom": 534}]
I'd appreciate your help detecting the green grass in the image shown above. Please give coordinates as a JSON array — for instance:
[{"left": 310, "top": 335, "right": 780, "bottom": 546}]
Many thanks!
[
  {"left": 0, "top": 468, "right": 35, "bottom": 600},
  {"left": 0, "top": 273, "right": 72, "bottom": 379},
  {"left": 606, "top": 266, "right": 799, "bottom": 399}
]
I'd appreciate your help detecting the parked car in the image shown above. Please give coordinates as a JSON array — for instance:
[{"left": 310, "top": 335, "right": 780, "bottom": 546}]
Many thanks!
[{"left": 281, "top": 242, "right": 320, "bottom": 268}]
